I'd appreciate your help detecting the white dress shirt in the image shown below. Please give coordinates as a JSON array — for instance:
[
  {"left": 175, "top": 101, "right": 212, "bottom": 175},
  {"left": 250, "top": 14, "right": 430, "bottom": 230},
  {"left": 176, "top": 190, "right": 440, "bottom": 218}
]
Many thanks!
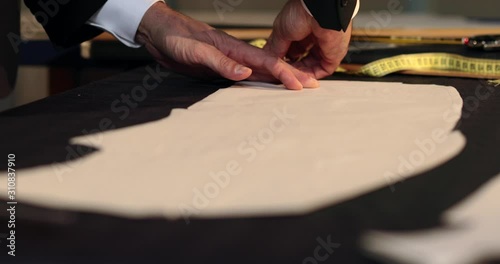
[{"left": 87, "top": 0, "right": 164, "bottom": 48}]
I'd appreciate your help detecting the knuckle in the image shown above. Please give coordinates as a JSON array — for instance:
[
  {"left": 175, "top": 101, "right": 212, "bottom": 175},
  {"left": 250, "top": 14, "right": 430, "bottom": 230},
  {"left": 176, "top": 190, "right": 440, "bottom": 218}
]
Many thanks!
[
  {"left": 269, "top": 59, "right": 286, "bottom": 76},
  {"left": 190, "top": 43, "right": 208, "bottom": 64},
  {"left": 218, "top": 56, "right": 233, "bottom": 70}
]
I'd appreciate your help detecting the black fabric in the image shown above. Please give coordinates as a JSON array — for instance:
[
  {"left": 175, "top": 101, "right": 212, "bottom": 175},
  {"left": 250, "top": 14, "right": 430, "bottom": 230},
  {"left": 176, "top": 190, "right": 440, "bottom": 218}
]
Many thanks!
[
  {"left": 23, "top": 0, "right": 108, "bottom": 47},
  {"left": 0, "top": 1, "right": 19, "bottom": 98},
  {"left": 0, "top": 64, "right": 499, "bottom": 263},
  {"left": 303, "top": 0, "right": 356, "bottom": 31}
]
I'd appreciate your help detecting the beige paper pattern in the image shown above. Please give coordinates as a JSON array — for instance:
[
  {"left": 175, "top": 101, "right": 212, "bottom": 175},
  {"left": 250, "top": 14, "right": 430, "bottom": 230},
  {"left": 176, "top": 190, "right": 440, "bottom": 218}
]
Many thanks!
[{"left": 0, "top": 81, "right": 465, "bottom": 221}]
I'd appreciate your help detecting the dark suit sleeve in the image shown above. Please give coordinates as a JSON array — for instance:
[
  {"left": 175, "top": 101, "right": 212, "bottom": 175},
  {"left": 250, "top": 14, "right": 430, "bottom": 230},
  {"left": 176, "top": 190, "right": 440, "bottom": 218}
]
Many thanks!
[
  {"left": 302, "top": 0, "right": 357, "bottom": 31},
  {"left": 23, "top": 0, "right": 108, "bottom": 47}
]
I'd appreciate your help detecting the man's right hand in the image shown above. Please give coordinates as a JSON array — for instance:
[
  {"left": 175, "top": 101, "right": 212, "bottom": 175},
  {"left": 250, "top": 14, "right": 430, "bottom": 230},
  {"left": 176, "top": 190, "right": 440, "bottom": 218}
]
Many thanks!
[
  {"left": 135, "top": 2, "right": 319, "bottom": 90},
  {"left": 264, "top": 0, "right": 352, "bottom": 80}
]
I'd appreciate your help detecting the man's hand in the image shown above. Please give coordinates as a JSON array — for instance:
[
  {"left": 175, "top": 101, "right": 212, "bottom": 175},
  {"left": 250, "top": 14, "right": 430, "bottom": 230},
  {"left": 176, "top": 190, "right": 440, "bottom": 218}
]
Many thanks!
[
  {"left": 264, "top": 0, "right": 352, "bottom": 79},
  {"left": 135, "top": 2, "right": 318, "bottom": 90}
]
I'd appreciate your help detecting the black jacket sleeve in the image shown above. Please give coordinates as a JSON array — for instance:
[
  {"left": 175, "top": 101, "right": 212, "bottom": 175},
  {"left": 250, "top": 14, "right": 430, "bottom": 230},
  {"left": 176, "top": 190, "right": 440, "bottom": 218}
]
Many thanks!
[
  {"left": 23, "top": 0, "right": 108, "bottom": 47},
  {"left": 302, "top": 0, "right": 357, "bottom": 31}
]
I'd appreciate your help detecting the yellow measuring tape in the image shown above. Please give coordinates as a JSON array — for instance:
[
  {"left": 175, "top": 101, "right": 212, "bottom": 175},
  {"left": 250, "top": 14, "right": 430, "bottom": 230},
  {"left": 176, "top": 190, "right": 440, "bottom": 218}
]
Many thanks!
[
  {"left": 356, "top": 53, "right": 500, "bottom": 78},
  {"left": 249, "top": 39, "right": 500, "bottom": 80}
]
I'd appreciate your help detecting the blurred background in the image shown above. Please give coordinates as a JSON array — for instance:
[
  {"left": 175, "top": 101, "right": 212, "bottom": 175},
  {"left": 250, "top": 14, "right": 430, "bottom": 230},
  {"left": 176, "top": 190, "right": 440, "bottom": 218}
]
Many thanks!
[
  {"left": 1, "top": 0, "right": 499, "bottom": 112},
  {"left": 179, "top": 0, "right": 499, "bottom": 16}
]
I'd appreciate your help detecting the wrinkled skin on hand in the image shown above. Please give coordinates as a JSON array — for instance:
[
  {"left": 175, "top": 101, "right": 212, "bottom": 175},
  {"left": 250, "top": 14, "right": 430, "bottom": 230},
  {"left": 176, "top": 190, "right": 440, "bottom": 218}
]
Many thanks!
[
  {"left": 136, "top": 2, "right": 319, "bottom": 90},
  {"left": 265, "top": 0, "right": 352, "bottom": 79}
]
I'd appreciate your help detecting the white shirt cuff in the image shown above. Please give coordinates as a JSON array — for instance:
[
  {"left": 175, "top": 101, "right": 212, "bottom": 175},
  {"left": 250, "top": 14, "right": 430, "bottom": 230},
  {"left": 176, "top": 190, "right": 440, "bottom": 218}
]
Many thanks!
[
  {"left": 87, "top": 0, "right": 164, "bottom": 48},
  {"left": 301, "top": 0, "right": 360, "bottom": 20},
  {"left": 353, "top": 0, "right": 360, "bottom": 19}
]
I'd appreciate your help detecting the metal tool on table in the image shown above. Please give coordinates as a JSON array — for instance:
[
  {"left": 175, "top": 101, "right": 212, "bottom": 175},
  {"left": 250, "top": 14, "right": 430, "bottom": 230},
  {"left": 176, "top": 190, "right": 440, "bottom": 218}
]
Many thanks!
[{"left": 350, "top": 34, "right": 500, "bottom": 51}]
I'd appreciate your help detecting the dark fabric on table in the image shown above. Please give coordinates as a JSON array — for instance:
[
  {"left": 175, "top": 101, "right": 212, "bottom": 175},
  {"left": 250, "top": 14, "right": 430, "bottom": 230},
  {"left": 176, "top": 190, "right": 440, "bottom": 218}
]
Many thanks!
[
  {"left": 0, "top": 1, "right": 19, "bottom": 98},
  {"left": 344, "top": 44, "right": 500, "bottom": 64},
  {"left": 0, "top": 65, "right": 499, "bottom": 263}
]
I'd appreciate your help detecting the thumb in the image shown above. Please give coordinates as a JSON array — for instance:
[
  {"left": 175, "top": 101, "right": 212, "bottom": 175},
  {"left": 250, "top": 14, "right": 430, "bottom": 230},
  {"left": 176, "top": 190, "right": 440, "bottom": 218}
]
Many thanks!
[{"left": 200, "top": 44, "right": 252, "bottom": 81}]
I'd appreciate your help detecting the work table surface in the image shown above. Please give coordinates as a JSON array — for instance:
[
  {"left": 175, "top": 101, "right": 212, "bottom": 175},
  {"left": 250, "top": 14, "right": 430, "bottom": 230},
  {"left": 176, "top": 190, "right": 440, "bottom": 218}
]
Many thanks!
[{"left": 0, "top": 66, "right": 499, "bottom": 263}]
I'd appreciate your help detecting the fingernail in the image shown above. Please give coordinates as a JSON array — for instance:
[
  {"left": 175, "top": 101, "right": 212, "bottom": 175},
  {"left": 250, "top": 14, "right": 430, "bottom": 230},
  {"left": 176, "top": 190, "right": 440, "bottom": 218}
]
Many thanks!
[
  {"left": 235, "top": 65, "right": 251, "bottom": 75},
  {"left": 304, "top": 77, "right": 319, "bottom": 88}
]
